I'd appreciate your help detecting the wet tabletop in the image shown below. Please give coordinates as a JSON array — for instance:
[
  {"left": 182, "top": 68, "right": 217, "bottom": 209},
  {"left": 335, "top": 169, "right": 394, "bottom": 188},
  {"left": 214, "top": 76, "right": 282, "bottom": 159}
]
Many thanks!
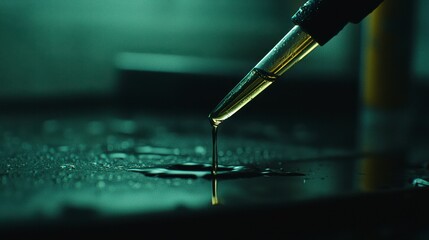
[{"left": 1, "top": 108, "right": 429, "bottom": 237}]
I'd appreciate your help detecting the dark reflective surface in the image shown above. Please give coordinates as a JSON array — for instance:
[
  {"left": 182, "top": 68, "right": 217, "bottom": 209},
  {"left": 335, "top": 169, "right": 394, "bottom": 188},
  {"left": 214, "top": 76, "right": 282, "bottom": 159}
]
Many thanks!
[{"left": 1, "top": 107, "right": 429, "bottom": 238}]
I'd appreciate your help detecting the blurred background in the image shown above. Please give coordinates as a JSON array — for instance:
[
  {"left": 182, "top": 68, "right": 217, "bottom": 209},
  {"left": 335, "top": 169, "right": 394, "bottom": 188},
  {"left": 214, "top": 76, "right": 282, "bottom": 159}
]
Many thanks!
[
  {"left": 0, "top": 0, "right": 427, "bottom": 112},
  {"left": 1, "top": 1, "right": 429, "bottom": 238}
]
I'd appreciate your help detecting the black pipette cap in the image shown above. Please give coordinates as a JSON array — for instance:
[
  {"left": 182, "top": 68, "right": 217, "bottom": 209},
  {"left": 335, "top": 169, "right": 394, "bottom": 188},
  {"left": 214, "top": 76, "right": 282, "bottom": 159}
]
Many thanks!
[{"left": 291, "top": 0, "right": 384, "bottom": 45}]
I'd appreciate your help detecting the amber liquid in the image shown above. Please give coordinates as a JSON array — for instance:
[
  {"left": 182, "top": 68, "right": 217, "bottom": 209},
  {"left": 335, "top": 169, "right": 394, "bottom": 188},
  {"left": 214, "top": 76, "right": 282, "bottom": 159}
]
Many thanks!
[
  {"left": 211, "top": 123, "right": 219, "bottom": 205},
  {"left": 208, "top": 68, "right": 275, "bottom": 126},
  {"left": 208, "top": 68, "right": 275, "bottom": 176},
  {"left": 127, "top": 118, "right": 304, "bottom": 206},
  {"left": 211, "top": 177, "right": 219, "bottom": 205},
  {"left": 211, "top": 124, "right": 219, "bottom": 175}
]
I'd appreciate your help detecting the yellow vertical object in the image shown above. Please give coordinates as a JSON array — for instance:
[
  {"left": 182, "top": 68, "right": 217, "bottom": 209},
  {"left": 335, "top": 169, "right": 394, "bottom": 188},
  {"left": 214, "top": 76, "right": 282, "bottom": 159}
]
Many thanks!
[
  {"left": 361, "top": 0, "right": 415, "bottom": 109},
  {"left": 358, "top": 154, "right": 406, "bottom": 192},
  {"left": 358, "top": 1, "right": 416, "bottom": 192}
]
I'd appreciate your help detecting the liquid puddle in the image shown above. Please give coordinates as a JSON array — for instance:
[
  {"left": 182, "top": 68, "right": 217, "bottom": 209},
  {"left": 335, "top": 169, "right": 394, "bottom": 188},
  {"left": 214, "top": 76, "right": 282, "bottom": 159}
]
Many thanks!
[
  {"left": 127, "top": 162, "right": 304, "bottom": 180},
  {"left": 128, "top": 115, "right": 305, "bottom": 180}
]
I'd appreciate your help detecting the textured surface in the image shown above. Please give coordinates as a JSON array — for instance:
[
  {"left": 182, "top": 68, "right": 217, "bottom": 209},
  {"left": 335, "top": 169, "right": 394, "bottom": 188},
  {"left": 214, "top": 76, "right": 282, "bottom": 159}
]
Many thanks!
[{"left": 1, "top": 107, "right": 429, "bottom": 238}]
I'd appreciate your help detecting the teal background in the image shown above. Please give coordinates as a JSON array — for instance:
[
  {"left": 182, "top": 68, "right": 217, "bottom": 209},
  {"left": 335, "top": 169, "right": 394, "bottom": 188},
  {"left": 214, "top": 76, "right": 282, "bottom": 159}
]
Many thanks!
[{"left": 0, "top": 0, "right": 427, "bottom": 99}]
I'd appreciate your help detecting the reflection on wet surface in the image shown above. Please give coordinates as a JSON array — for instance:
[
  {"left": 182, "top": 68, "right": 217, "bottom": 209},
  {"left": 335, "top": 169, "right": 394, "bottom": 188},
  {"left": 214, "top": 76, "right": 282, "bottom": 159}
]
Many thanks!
[
  {"left": 1, "top": 110, "right": 429, "bottom": 238},
  {"left": 128, "top": 163, "right": 305, "bottom": 179}
]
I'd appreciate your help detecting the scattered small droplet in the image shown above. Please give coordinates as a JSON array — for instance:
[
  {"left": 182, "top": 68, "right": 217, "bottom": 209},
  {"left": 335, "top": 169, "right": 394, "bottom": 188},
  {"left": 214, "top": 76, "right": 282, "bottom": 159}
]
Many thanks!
[
  {"left": 60, "top": 164, "right": 76, "bottom": 170},
  {"left": 108, "top": 152, "right": 128, "bottom": 159},
  {"left": 194, "top": 145, "right": 207, "bottom": 155},
  {"left": 58, "top": 146, "right": 70, "bottom": 152},
  {"left": 135, "top": 146, "right": 180, "bottom": 156},
  {"left": 412, "top": 178, "right": 429, "bottom": 187}
]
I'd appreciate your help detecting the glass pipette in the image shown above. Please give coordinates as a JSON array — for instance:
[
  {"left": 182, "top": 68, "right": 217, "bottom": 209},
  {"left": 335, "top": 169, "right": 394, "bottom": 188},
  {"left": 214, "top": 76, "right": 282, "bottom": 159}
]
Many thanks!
[{"left": 209, "top": 0, "right": 384, "bottom": 126}]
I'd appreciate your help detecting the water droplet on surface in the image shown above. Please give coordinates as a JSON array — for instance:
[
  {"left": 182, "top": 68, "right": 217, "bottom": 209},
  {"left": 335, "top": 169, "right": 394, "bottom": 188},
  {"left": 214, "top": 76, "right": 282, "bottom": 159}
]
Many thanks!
[
  {"left": 135, "top": 146, "right": 180, "bottom": 156},
  {"left": 58, "top": 146, "right": 70, "bottom": 152},
  {"left": 194, "top": 145, "right": 207, "bottom": 155},
  {"left": 60, "top": 163, "right": 76, "bottom": 170},
  {"left": 412, "top": 178, "right": 429, "bottom": 187},
  {"left": 108, "top": 152, "right": 128, "bottom": 159}
]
